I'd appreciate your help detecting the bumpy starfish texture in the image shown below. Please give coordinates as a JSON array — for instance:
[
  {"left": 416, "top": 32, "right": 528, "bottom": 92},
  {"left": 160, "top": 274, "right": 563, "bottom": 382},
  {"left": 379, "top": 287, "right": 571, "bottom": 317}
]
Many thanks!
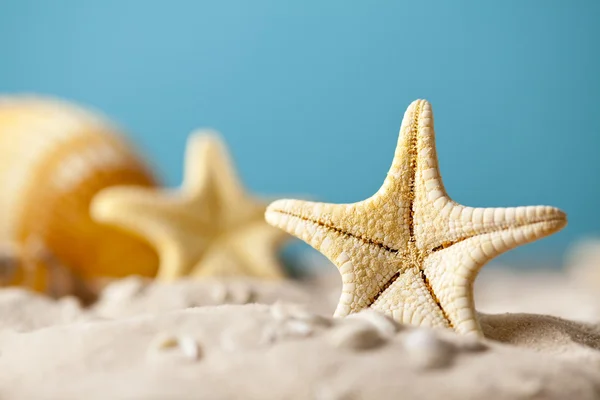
[
  {"left": 266, "top": 99, "right": 567, "bottom": 336},
  {"left": 91, "top": 130, "right": 288, "bottom": 281}
]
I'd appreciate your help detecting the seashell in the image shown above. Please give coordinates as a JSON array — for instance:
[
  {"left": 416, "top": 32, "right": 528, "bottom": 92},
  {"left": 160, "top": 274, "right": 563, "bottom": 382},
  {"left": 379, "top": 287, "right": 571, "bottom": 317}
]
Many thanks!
[{"left": 0, "top": 96, "right": 159, "bottom": 293}]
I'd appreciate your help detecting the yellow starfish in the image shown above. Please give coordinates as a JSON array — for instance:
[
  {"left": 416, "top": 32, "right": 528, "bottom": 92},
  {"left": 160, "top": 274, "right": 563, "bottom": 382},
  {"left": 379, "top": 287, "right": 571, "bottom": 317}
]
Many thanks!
[
  {"left": 91, "top": 130, "right": 288, "bottom": 281},
  {"left": 265, "top": 99, "right": 567, "bottom": 336}
]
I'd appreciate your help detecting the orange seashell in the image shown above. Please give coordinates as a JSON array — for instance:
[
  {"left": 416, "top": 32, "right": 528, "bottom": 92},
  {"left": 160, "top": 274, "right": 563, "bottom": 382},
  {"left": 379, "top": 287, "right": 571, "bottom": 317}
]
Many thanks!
[{"left": 0, "top": 96, "right": 159, "bottom": 294}]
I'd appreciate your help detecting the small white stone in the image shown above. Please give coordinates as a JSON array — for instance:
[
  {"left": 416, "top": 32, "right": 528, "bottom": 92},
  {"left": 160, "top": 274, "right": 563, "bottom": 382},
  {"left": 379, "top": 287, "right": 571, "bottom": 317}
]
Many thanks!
[
  {"left": 283, "top": 319, "right": 314, "bottom": 338},
  {"left": 228, "top": 283, "right": 255, "bottom": 304},
  {"left": 210, "top": 283, "right": 228, "bottom": 304},
  {"left": 102, "top": 276, "right": 147, "bottom": 302},
  {"left": 402, "top": 329, "right": 455, "bottom": 369},
  {"left": 177, "top": 336, "right": 201, "bottom": 360},
  {"left": 346, "top": 309, "right": 400, "bottom": 338},
  {"left": 270, "top": 302, "right": 332, "bottom": 328},
  {"left": 263, "top": 303, "right": 334, "bottom": 345},
  {"left": 270, "top": 301, "right": 289, "bottom": 321},
  {"left": 149, "top": 333, "right": 201, "bottom": 361},
  {"left": 327, "top": 322, "right": 385, "bottom": 351}
]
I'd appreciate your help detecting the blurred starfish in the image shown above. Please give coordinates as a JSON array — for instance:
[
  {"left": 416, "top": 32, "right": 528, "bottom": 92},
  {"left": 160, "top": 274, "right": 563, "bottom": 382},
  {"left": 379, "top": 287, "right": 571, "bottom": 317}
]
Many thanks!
[
  {"left": 92, "top": 130, "right": 288, "bottom": 281},
  {"left": 266, "top": 99, "right": 567, "bottom": 336}
]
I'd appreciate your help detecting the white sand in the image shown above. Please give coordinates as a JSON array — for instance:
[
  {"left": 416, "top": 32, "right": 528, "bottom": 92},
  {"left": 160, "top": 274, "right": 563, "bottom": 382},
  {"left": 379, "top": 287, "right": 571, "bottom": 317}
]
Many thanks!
[{"left": 1, "top": 256, "right": 600, "bottom": 399}]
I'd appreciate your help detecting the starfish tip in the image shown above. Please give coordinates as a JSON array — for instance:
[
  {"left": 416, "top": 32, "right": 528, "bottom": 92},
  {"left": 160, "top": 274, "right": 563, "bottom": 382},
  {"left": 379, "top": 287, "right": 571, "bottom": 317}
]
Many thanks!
[
  {"left": 542, "top": 206, "right": 568, "bottom": 233},
  {"left": 264, "top": 200, "right": 288, "bottom": 228},
  {"left": 185, "top": 129, "right": 226, "bottom": 156},
  {"left": 189, "top": 128, "right": 222, "bottom": 141}
]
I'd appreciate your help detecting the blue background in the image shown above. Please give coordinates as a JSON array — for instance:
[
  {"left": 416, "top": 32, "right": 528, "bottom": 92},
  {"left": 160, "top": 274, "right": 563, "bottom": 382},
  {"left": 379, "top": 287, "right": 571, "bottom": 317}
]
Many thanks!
[{"left": 1, "top": 1, "right": 599, "bottom": 267}]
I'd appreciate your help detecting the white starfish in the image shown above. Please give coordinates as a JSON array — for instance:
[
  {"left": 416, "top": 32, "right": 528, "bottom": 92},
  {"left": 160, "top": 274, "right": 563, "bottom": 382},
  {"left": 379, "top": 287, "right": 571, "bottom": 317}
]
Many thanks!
[{"left": 265, "top": 99, "right": 567, "bottom": 336}]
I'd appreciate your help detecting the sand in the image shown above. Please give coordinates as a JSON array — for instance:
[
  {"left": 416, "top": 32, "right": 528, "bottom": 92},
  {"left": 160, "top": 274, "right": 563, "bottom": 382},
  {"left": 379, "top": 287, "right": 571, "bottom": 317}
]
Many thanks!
[{"left": 1, "top": 253, "right": 600, "bottom": 399}]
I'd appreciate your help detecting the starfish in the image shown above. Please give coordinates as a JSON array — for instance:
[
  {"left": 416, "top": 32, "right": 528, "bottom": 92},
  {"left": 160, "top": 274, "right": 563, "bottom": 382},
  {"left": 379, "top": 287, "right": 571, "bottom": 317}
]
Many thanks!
[
  {"left": 91, "top": 130, "right": 288, "bottom": 281},
  {"left": 265, "top": 99, "right": 567, "bottom": 336}
]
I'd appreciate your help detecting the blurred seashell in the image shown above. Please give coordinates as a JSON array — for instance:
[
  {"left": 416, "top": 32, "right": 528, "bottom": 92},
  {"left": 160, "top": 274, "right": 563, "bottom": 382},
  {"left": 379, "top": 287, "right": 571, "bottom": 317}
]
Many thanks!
[{"left": 0, "top": 96, "right": 159, "bottom": 293}]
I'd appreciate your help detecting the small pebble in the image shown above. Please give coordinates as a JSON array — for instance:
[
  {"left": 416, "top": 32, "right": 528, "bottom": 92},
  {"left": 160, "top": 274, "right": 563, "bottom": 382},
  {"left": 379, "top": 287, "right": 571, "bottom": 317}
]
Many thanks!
[
  {"left": 177, "top": 336, "right": 201, "bottom": 360},
  {"left": 228, "top": 283, "right": 256, "bottom": 304},
  {"left": 283, "top": 319, "right": 314, "bottom": 337},
  {"left": 210, "top": 283, "right": 228, "bottom": 304},
  {"left": 270, "top": 302, "right": 332, "bottom": 328},
  {"left": 149, "top": 333, "right": 202, "bottom": 361},
  {"left": 260, "top": 304, "right": 333, "bottom": 345},
  {"left": 102, "top": 276, "right": 147, "bottom": 301},
  {"left": 402, "top": 329, "right": 455, "bottom": 369},
  {"left": 346, "top": 309, "right": 399, "bottom": 338},
  {"left": 328, "top": 322, "right": 385, "bottom": 351},
  {"left": 270, "top": 301, "right": 290, "bottom": 321}
]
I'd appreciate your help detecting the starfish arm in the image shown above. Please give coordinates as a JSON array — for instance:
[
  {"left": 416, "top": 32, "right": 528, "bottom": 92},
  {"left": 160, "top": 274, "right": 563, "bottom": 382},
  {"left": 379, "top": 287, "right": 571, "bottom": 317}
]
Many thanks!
[
  {"left": 155, "top": 242, "right": 193, "bottom": 281},
  {"left": 422, "top": 212, "right": 566, "bottom": 336},
  {"left": 416, "top": 202, "right": 567, "bottom": 251},
  {"left": 266, "top": 102, "right": 429, "bottom": 250},
  {"left": 356, "top": 100, "right": 426, "bottom": 248},
  {"left": 90, "top": 186, "right": 211, "bottom": 280},
  {"left": 420, "top": 245, "right": 480, "bottom": 336},
  {"left": 266, "top": 199, "right": 400, "bottom": 316},
  {"left": 401, "top": 100, "right": 567, "bottom": 251},
  {"left": 186, "top": 130, "right": 249, "bottom": 211},
  {"left": 90, "top": 186, "right": 179, "bottom": 243},
  {"left": 370, "top": 99, "right": 435, "bottom": 203},
  {"left": 181, "top": 131, "right": 218, "bottom": 197},
  {"left": 186, "top": 130, "right": 265, "bottom": 228},
  {"left": 228, "top": 222, "right": 288, "bottom": 279},
  {"left": 399, "top": 99, "right": 459, "bottom": 251},
  {"left": 190, "top": 245, "right": 246, "bottom": 278},
  {"left": 186, "top": 222, "right": 284, "bottom": 279},
  {"left": 265, "top": 101, "right": 432, "bottom": 253}
]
